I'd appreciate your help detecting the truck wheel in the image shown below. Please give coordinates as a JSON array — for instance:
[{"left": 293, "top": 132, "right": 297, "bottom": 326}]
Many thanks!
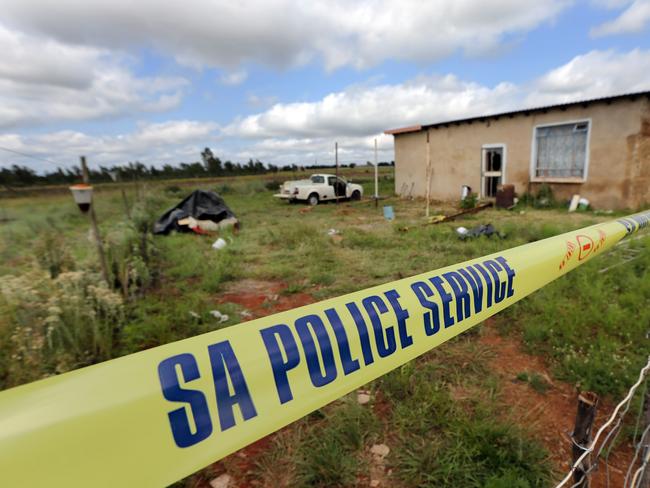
[
  {"left": 351, "top": 190, "right": 361, "bottom": 201},
  {"left": 308, "top": 193, "right": 319, "bottom": 206}
]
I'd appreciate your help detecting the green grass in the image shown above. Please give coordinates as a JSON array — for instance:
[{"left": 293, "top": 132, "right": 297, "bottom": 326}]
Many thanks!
[
  {"left": 0, "top": 172, "right": 647, "bottom": 486},
  {"left": 380, "top": 339, "right": 551, "bottom": 487},
  {"left": 516, "top": 372, "right": 551, "bottom": 394}
]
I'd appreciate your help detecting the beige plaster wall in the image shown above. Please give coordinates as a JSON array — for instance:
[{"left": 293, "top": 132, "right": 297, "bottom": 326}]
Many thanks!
[{"left": 393, "top": 97, "right": 650, "bottom": 209}]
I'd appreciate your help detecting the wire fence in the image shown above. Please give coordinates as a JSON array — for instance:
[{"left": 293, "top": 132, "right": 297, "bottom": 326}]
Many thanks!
[{"left": 556, "top": 354, "right": 650, "bottom": 488}]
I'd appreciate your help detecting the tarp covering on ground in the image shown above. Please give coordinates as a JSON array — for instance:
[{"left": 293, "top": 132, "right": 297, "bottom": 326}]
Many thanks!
[{"left": 153, "top": 190, "right": 238, "bottom": 235}]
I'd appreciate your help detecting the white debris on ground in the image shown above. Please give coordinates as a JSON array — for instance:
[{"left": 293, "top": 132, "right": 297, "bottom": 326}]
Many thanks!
[
  {"left": 357, "top": 389, "right": 371, "bottom": 405},
  {"left": 209, "top": 310, "right": 229, "bottom": 323},
  {"left": 212, "top": 237, "right": 227, "bottom": 250},
  {"left": 240, "top": 310, "right": 253, "bottom": 319},
  {"left": 368, "top": 443, "right": 391, "bottom": 487},
  {"left": 189, "top": 311, "right": 200, "bottom": 319},
  {"left": 370, "top": 443, "right": 390, "bottom": 460},
  {"left": 209, "top": 473, "right": 232, "bottom": 488}
]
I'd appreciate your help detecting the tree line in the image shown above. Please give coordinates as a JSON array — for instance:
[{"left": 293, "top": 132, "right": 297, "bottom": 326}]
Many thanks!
[{"left": 0, "top": 147, "right": 394, "bottom": 187}]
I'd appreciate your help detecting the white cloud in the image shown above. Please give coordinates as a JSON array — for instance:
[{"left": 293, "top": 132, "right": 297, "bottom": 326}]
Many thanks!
[
  {"left": 226, "top": 76, "right": 519, "bottom": 139},
  {"left": 4, "top": 49, "right": 650, "bottom": 171},
  {"left": 1, "top": 0, "right": 570, "bottom": 71},
  {"left": 225, "top": 49, "right": 650, "bottom": 163},
  {"left": 219, "top": 70, "right": 248, "bottom": 86},
  {"left": 0, "top": 25, "right": 188, "bottom": 129},
  {"left": 526, "top": 49, "right": 650, "bottom": 104},
  {"left": 0, "top": 120, "right": 218, "bottom": 171},
  {"left": 591, "top": 0, "right": 650, "bottom": 36}
]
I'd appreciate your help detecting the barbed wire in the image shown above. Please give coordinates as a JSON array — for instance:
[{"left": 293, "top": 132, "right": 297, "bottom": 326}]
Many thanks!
[
  {"left": 629, "top": 449, "right": 649, "bottom": 488},
  {"left": 0, "top": 145, "right": 67, "bottom": 168},
  {"left": 624, "top": 423, "right": 650, "bottom": 487},
  {"left": 555, "top": 355, "right": 650, "bottom": 488}
]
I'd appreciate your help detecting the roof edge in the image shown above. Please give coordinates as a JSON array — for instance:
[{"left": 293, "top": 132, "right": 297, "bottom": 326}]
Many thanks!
[
  {"left": 384, "top": 90, "right": 650, "bottom": 136},
  {"left": 384, "top": 125, "right": 422, "bottom": 135}
]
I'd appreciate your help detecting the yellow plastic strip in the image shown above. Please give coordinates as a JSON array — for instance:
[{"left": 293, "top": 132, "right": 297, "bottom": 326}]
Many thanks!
[{"left": 0, "top": 210, "right": 648, "bottom": 487}]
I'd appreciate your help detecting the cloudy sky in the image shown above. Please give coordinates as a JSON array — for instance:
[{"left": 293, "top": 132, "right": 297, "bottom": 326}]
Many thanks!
[{"left": 1, "top": 0, "right": 650, "bottom": 172}]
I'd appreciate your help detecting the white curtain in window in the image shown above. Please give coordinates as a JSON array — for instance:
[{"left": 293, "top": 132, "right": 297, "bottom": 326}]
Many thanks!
[{"left": 535, "top": 123, "right": 587, "bottom": 178}]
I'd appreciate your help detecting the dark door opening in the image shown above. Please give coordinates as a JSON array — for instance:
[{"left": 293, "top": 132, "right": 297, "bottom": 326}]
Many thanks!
[{"left": 481, "top": 146, "right": 505, "bottom": 198}]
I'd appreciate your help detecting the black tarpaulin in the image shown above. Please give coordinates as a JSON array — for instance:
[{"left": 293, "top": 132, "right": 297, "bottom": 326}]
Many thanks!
[{"left": 153, "top": 190, "right": 237, "bottom": 235}]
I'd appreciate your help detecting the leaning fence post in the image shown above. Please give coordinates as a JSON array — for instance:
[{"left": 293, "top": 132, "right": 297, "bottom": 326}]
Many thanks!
[{"left": 571, "top": 391, "right": 599, "bottom": 487}]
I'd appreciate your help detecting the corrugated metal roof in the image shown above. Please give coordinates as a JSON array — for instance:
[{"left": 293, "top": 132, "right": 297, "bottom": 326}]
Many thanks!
[{"left": 384, "top": 90, "right": 650, "bottom": 135}]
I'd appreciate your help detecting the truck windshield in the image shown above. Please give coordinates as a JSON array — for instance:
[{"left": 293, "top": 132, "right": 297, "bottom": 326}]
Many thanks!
[{"left": 310, "top": 175, "right": 325, "bottom": 183}]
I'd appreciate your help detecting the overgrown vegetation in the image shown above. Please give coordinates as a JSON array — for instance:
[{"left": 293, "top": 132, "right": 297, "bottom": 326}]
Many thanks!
[{"left": 0, "top": 169, "right": 647, "bottom": 486}]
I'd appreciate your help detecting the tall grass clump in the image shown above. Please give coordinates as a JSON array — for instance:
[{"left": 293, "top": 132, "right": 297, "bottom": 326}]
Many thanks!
[{"left": 0, "top": 269, "right": 123, "bottom": 387}]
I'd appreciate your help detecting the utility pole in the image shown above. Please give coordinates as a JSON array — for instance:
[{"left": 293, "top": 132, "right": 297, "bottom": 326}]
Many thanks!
[
  {"left": 335, "top": 141, "right": 339, "bottom": 205},
  {"left": 80, "top": 156, "right": 110, "bottom": 287},
  {"left": 374, "top": 138, "right": 379, "bottom": 208},
  {"left": 425, "top": 130, "right": 432, "bottom": 217}
]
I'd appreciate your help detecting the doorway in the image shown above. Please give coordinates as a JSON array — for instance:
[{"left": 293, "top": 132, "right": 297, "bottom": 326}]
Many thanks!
[{"left": 481, "top": 144, "right": 506, "bottom": 198}]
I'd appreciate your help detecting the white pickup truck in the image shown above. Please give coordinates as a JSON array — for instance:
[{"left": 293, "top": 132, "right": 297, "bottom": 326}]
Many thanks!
[{"left": 274, "top": 174, "right": 364, "bottom": 205}]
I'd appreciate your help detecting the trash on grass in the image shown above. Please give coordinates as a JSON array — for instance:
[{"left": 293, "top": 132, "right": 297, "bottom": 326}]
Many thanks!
[
  {"left": 154, "top": 190, "right": 238, "bottom": 235},
  {"left": 209, "top": 474, "right": 232, "bottom": 488},
  {"left": 327, "top": 228, "right": 340, "bottom": 236},
  {"left": 209, "top": 310, "right": 229, "bottom": 323},
  {"left": 212, "top": 237, "right": 227, "bottom": 250},
  {"left": 429, "top": 202, "right": 492, "bottom": 224},
  {"left": 357, "top": 390, "right": 371, "bottom": 405},
  {"left": 457, "top": 223, "right": 504, "bottom": 240},
  {"left": 578, "top": 197, "right": 590, "bottom": 211},
  {"left": 568, "top": 194, "right": 580, "bottom": 212},
  {"left": 428, "top": 214, "right": 446, "bottom": 224},
  {"left": 495, "top": 184, "right": 515, "bottom": 208},
  {"left": 383, "top": 205, "right": 394, "bottom": 220}
]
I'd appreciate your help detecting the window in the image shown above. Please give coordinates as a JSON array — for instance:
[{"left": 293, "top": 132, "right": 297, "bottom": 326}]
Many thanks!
[
  {"left": 311, "top": 175, "right": 325, "bottom": 183},
  {"left": 533, "top": 121, "right": 589, "bottom": 179}
]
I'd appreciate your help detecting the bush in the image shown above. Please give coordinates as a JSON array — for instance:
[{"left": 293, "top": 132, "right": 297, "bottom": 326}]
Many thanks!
[
  {"left": 265, "top": 179, "right": 283, "bottom": 191},
  {"left": 0, "top": 269, "right": 124, "bottom": 386},
  {"left": 460, "top": 192, "right": 478, "bottom": 209}
]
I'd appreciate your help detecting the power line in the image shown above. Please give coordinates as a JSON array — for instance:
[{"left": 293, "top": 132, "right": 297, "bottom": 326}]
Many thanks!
[{"left": 0, "top": 145, "right": 67, "bottom": 168}]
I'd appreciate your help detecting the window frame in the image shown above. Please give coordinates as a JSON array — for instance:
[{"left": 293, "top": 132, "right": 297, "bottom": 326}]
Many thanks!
[
  {"left": 529, "top": 118, "right": 591, "bottom": 183},
  {"left": 480, "top": 143, "right": 507, "bottom": 199}
]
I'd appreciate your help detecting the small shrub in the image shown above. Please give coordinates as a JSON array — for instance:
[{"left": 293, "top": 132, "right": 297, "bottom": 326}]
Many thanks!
[
  {"left": 460, "top": 192, "right": 478, "bottom": 209},
  {"left": 34, "top": 226, "right": 75, "bottom": 278},
  {"left": 164, "top": 184, "right": 183, "bottom": 196},
  {"left": 0, "top": 269, "right": 124, "bottom": 385},
  {"left": 265, "top": 179, "right": 283, "bottom": 191}
]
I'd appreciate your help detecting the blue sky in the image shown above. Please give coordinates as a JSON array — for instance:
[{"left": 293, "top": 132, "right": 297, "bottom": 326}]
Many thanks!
[{"left": 1, "top": 0, "right": 649, "bottom": 172}]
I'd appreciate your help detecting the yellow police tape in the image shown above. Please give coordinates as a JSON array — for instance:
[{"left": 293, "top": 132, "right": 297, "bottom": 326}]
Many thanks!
[{"left": 1, "top": 210, "right": 649, "bottom": 487}]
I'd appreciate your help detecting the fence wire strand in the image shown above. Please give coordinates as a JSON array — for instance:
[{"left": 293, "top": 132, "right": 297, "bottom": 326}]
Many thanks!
[{"left": 555, "top": 355, "right": 650, "bottom": 488}]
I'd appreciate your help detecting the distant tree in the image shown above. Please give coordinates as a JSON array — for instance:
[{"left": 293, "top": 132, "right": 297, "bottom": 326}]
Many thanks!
[{"left": 201, "top": 147, "right": 223, "bottom": 175}]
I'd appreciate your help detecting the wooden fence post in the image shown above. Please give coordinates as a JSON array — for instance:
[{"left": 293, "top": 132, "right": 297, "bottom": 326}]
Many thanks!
[
  {"left": 572, "top": 391, "right": 599, "bottom": 488},
  {"left": 80, "top": 156, "right": 111, "bottom": 288}
]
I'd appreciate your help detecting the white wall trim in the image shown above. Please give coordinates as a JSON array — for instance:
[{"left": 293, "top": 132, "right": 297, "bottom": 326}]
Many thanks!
[
  {"left": 481, "top": 143, "right": 507, "bottom": 198},
  {"left": 529, "top": 118, "right": 592, "bottom": 183}
]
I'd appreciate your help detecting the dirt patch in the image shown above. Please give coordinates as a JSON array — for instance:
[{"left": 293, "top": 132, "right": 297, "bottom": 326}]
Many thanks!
[
  {"left": 216, "top": 279, "right": 315, "bottom": 319},
  {"left": 479, "top": 321, "right": 634, "bottom": 487}
]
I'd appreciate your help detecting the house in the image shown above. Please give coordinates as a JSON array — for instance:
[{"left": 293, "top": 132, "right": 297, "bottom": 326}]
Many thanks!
[{"left": 385, "top": 91, "right": 650, "bottom": 209}]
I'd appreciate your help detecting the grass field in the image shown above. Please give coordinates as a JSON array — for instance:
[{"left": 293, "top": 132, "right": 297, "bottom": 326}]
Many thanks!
[{"left": 1, "top": 172, "right": 648, "bottom": 487}]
